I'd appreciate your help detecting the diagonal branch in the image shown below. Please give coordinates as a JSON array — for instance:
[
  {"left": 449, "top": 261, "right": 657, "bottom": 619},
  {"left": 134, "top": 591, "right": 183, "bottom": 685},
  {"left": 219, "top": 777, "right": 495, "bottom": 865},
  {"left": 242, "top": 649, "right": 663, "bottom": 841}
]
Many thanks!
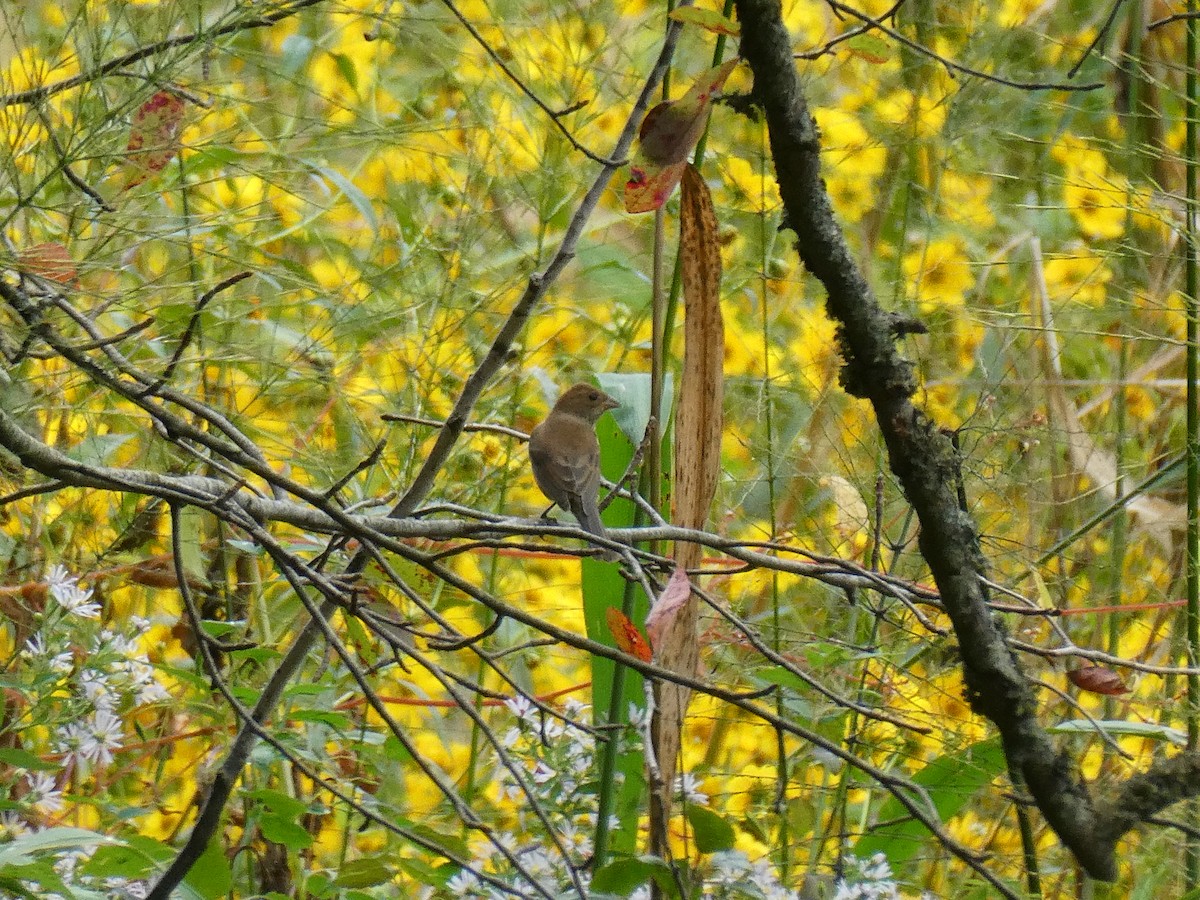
[{"left": 0, "top": 0, "right": 332, "bottom": 107}]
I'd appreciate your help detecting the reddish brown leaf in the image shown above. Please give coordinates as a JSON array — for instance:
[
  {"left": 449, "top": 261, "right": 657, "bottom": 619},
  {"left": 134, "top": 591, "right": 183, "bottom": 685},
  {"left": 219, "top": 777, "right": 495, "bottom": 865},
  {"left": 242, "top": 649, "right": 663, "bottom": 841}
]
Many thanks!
[
  {"left": 625, "top": 160, "right": 687, "bottom": 215},
  {"left": 17, "top": 242, "right": 77, "bottom": 285},
  {"left": 674, "top": 162, "right": 724, "bottom": 554},
  {"left": 650, "top": 164, "right": 725, "bottom": 841},
  {"left": 125, "top": 90, "right": 185, "bottom": 189},
  {"left": 645, "top": 566, "right": 692, "bottom": 650},
  {"left": 1068, "top": 666, "right": 1129, "bottom": 696},
  {"left": 624, "top": 59, "right": 738, "bottom": 213},
  {"left": 127, "top": 557, "right": 208, "bottom": 591},
  {"left": 605, "top": 607, "right": 652, "bottom": 662}
]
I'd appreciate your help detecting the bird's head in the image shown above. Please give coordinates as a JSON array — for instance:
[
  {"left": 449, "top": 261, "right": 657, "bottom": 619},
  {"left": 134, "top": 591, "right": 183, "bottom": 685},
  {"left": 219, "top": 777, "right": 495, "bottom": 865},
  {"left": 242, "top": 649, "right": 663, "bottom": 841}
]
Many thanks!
[{"left": 553, "top": 383, "right": 620, "bottom": 423}]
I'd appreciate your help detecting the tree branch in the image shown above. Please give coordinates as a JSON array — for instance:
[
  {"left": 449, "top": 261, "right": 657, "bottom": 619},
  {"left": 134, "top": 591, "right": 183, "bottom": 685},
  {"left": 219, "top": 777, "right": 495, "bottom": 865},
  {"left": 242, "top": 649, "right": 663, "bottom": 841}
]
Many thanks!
[{"left": 732, "top": 0, "right": 1200, "bottom": 882}]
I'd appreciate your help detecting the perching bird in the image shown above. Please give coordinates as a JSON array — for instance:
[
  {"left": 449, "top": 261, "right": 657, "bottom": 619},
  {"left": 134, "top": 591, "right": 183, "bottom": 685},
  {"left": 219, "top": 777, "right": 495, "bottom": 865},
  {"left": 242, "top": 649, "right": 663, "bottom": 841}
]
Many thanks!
[{"left": 528, "top": 383, "right": 620, "bottom": 560}]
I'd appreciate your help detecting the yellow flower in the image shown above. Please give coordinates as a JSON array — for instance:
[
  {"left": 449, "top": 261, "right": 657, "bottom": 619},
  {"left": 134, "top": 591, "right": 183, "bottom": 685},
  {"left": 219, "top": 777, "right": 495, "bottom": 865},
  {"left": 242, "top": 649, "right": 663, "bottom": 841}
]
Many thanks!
[
  {"left": 1062, "top": 172, "right": 1127, "bottom": 241},
  {"left": 1054, "top": 135, "right": 1128, "bottom": 240},
  {"left": 872, "top": 88, "right": 947, "bottom": 140},
  {"left": 902, "top": 236, "right": 973, "bottom": 313},
  {"left": 938, "top": 171, "right": 995, "bottom": 230},
  {"left": 718, "top": 155, "right": 780, "bottom": 213},
  {"left": 813, "top": 106, "right": 886, "bottom": 180},
  {"left": 1042, "top": 246, "right": 1112, "bottom": 306}
]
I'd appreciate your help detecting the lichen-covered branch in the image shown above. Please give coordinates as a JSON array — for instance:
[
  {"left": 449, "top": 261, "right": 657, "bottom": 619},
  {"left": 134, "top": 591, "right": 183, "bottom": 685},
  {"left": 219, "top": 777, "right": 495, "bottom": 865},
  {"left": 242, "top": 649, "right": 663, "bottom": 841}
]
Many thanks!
[{"left": 732, "top": 0, "right": 1200, "bottom": 882}]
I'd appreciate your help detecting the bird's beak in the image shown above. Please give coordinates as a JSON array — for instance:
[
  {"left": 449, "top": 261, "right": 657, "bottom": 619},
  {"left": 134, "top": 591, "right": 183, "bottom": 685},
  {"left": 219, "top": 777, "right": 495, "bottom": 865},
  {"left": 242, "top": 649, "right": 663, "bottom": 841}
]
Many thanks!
[{"left": 603, "top": 396, "right": 620, "bottom": 412}]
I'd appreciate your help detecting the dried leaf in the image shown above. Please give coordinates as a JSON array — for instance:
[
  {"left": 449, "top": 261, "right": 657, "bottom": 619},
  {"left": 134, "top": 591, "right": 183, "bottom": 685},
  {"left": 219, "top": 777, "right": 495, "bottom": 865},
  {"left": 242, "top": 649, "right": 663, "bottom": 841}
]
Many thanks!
[
  {"left": 127, "top": 557, "right": 207, "bottom": 591},
  {"left": 17, "top": 242, "right": 77, "bottom": 285},
  {"left": 645, "top": 566, "right": 692, "bottom": 650},
  {"left": 668, "top": 7, "right": 740, "bottom": 36},
  {"left": 624, "top": 59, "right": 738, "bottom": 213},
  {"left": 1067, "top": 666, "right": 1129, "bottom": 696},
  {"left": 125, "top": 90, "right": 185, "bottom": 189},
  {"left": 651, "top": 163, "right": 725, "bottom": 842},
  {"left": 674, "top": 162, "right": 724, "bottom": 555},
  {"left": 606, "top": 607, "right": 652, "bottom": 662}
]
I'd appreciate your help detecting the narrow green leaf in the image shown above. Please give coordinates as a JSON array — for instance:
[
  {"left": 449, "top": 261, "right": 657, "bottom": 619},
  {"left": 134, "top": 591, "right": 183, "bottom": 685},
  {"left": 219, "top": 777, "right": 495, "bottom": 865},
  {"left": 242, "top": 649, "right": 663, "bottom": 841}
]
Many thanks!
[
  {"left": 316, "top": 165, "right": 378, "bottom": 233},
  {"left": 0, "top": 748, "right": 57, "bottom": 771}
]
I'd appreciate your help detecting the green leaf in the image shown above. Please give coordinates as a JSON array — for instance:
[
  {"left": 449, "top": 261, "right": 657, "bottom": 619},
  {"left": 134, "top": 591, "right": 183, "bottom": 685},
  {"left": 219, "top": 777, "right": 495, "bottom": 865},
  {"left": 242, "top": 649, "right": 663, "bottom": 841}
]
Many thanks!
[
  {"left": 597, "top": 372, "right": 673, "bottom": 448},
  {"left": 668, "top": 6, "right": 740, "bottom": 35},
  {"left": 316, "top": 165, "right": 378, "bottom": 234},
  {"left": 845, "top": 33, "right": 890, "bottom": 64},
  {"left": 333, "top": 855, "right": 392, "bottom": 888},
  {"left": 383, "top": 734, "right": 413, "bottom": 763},
  {"left": 0, "top": 827, "right": 115, "bottom": 867},
  {"left": 291, "top": 709, "right": 353, "bottom": 729},
  {"left": 184, "top": 836, "right": 233, "bottom": 898},
  {"left": 1050, "top": 719, "right": 1187, "bottom": 745},
  {"left": 331, "top": 52, "right": 359, "bottom": 90},
  {"left": 0, "top": 748, "right": 57, "bottom": 771},
  {"left": 260, "top": 814, "right": 314, "bottom": 850},
  {"left": 591, "top": 854, "right": 676, "bottom": 896},
  {"left": 687, "top": 806, "right": 736, "bottom": 854},
  {"left": 397, "top": 856, "right": 452, "bottom": 888},
  {"left": 82, "top": 835, "right": 172, "bottom": 880},
  {"left": 408, "top": 824, "right": 469, "bottom": 860},
  {"left": 244, "top": 788, "right": 309, "bottom": 819}
]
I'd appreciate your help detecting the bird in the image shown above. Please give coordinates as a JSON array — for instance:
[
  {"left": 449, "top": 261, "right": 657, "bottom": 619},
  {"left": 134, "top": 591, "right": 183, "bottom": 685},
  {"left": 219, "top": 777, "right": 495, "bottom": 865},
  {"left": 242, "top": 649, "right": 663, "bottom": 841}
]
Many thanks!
[{"left": 528, "top": 383, "right": 620, "bottom": 561}]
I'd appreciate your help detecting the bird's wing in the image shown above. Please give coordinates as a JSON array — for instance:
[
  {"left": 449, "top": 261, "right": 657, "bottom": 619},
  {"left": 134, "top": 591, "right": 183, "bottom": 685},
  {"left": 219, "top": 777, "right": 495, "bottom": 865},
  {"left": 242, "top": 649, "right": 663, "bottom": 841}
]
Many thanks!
[{"left": 532, "top": 441, "right": 598, "bottom": 502}]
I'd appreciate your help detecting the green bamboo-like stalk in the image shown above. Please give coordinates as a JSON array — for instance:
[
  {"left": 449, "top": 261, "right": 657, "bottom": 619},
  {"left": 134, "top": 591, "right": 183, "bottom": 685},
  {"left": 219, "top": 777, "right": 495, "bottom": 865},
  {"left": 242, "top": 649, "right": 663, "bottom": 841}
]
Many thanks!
[{"left": 1186, "top": 0, "right": 1200, "bottom": 891}]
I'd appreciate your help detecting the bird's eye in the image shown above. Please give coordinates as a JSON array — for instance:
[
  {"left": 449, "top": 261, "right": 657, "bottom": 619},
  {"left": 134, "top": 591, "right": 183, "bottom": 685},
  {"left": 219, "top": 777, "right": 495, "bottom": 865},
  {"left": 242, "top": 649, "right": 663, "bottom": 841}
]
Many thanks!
[{"left": 589, "top": 391, "right": 599, "bottom": 400}]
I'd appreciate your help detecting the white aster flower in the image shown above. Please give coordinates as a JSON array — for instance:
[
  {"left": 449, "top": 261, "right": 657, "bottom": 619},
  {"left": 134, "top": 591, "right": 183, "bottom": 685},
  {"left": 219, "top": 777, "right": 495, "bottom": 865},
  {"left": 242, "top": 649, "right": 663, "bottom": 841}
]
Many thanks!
[
  {"left": 505, "top": 693, "right": 534, "bottom": 721},
  {"left": 676, "top": 771, "right": 709, "bottom": 806},
  {"left": 23, "top": 771, "right": 64, "bottom": 814},
  {"left": 79, "top": 708, "right": 124, "bottom": 766}
]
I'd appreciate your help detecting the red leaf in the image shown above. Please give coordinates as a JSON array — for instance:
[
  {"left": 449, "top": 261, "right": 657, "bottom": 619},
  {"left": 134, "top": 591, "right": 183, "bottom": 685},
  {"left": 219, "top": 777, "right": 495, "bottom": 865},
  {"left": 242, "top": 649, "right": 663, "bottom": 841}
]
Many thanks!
[
  {"left": 606, "top": 607, "right": 652, "bottom": 662},
  {"left": 645, "top": 566, "right": 692, "bottom": 650},
  {"left": 623, "top": 59, "right": 738, "bottom": 213},
  {"left": 625, "top": 160, "right": 687, "bottom": 214},
  {"left": 17, "top": 242, "right": 77, "bottom": 285},
  {"left": 124, "top": 91, "right": 185, "bottom": 189},
  {"left": 1067, "top": 666, "right": 1129, "bottom": 695}
]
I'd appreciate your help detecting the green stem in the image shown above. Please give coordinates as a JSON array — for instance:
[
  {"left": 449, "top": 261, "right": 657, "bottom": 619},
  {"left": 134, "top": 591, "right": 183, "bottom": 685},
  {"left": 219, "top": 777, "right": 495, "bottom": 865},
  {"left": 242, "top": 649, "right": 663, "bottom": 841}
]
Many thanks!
[{"left": 1186, "top": 0, "right": 1200, "bottom": 888}]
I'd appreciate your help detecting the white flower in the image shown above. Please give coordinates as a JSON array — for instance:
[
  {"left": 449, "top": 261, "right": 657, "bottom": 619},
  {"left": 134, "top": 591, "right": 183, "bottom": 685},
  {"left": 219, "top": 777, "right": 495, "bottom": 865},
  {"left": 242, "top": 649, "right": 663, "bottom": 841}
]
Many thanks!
[
  {"left": 23, "top": 771, "right": 64, "bottom": 814},
  {"left": 53, "top": 721, "right": 88, "bottom": 768},
  {"left": 45, "top": 564, "right": 73, "bottom": 592},
  {"left": 79, "top": 708, "right": 124, "bottom": 766},
  {"left": 676, "top": 771, "right": 709, "bottom": 806},
  {"left": 445, "top": 869, "right": 482, "bottom": 896},
  {"left": 833, "top": 853, "right": 900, "bottom": 900},
  {"left": 627, "top": 702, "right": 648, "bottom": 728},
  {"left": 24, "top": 633, "right": 74, "bottom": 673},
  {"left": 505, "top": 694, "right": 534, "bottom": 721},
  {"left": 531, "top": 761, "right": 557, "bottom": 784},
  {"left": 50, "top": 575, "right": 100, "bottom": 619},
  {"left": 79, "top": 669, "right": 116, "bottom": 710}
]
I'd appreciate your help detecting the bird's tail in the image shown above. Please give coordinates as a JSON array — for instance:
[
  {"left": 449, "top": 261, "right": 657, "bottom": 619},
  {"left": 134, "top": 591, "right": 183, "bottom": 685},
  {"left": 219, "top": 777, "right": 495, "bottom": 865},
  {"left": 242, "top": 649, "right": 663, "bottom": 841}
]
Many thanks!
[{"left": 570, "top": 498, "right": 619, "bottom": 562}]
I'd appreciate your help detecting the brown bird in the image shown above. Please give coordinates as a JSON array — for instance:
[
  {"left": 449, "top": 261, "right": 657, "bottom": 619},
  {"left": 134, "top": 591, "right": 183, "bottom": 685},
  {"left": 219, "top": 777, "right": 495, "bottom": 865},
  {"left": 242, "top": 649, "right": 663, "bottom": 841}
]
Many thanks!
[{"left": 529, "top": 383, "right": 620, "bottom": 560}]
